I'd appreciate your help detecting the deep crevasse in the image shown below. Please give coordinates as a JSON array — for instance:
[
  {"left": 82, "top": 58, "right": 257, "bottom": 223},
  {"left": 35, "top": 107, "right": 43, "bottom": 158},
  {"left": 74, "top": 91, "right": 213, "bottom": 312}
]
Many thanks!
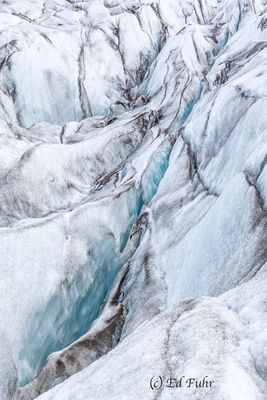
[{"left": 0, "top": 0, "right": 266, "bottom": 399}]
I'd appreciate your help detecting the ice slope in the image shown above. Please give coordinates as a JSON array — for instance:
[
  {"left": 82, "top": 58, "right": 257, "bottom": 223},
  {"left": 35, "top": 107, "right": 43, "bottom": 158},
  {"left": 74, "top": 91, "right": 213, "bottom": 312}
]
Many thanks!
[
  {"left": 36, "top": 282, "right": 267, "bottom": 400},
  {"left": 0, "top": 0, "right": 265, "bottom": 399},
  {"left": 0, "top": 0, "right": 219, "bottom": 127}
]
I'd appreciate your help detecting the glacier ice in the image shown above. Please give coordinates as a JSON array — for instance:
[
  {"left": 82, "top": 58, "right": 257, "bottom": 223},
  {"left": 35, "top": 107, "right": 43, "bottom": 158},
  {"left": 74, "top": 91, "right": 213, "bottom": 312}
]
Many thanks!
[
  {"left": 38, "top": 293, "right": 267, "bottom": 400},
  {"left": 0, "top": 0, "right": 265, "bottom": 399}
]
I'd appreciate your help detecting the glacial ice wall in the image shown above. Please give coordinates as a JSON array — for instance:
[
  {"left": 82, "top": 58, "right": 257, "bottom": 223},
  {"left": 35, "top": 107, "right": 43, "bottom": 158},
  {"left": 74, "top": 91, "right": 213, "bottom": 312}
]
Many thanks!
[{"left": 0, "top": 0, "right": 266, "bottom": 399}]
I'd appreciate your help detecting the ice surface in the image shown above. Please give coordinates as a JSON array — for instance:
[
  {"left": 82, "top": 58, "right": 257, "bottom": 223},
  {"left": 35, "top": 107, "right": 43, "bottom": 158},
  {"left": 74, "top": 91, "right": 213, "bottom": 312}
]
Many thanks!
[
  {"left": 37, "top": 296, "right": 267, "bottom": 400},
  {"left": 0, "top": 0, "right": 266, "bottom": 399}
]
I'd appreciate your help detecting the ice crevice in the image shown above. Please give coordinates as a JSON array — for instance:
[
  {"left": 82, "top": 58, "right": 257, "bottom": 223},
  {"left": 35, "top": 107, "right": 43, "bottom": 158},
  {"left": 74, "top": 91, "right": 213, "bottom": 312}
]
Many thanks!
[
  {"left": 0, "top": 1, "right": 266, "bottom": 400},
  {"left": 14, "top": 129, "right": 173, "bottom": 390}
]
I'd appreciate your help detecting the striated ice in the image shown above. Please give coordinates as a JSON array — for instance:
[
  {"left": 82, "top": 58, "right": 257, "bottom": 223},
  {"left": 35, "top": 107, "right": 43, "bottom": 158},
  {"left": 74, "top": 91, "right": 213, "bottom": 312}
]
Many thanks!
[{"left": 0, "top": 0, "right": 265, "bottom": 399}]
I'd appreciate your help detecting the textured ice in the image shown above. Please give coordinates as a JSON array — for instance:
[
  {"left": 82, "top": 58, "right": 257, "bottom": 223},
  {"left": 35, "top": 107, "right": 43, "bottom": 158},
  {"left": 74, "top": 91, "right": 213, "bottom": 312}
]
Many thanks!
[
  {"left": 37, "top": 292, "right": 267, "bottom": 400},
  {"left": 0, "top": 0, "right": 266, "bottom": 399}
]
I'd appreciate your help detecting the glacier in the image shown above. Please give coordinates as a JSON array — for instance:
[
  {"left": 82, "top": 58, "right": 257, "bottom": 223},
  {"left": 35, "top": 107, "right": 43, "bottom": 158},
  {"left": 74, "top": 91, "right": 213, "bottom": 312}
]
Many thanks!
[{"left": 0, "top": 0, "right": 266, "bottom": 399}]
